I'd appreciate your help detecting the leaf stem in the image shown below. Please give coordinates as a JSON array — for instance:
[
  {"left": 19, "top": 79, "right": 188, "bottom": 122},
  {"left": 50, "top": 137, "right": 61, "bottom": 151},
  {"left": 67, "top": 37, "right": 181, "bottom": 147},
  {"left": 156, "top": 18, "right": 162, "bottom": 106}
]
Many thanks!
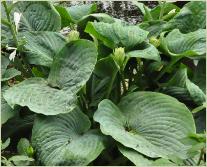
[
  {"left": 2, "top": 1, "right": 18, "bottom": 46},
  {"left": 105, "top": 71, "right": 117, "bottom": 99},
  {"left": 197, "top": 150, "right": 204, "bottom": 165},
  {"left": 155, "top": 56, "right": 181, "bottom": 82},
  {"left": 159, "top": 1, "right": 166, "bottom": 20}
]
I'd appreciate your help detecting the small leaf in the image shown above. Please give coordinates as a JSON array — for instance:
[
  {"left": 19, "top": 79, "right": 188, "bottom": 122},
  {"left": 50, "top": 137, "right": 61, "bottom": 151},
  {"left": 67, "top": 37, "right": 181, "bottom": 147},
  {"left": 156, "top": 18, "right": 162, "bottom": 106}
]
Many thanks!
[
  {"left": 17, "top": 138, "right": 31, "bottom": 156},
  {"left": 1, "top": 138, "right": 10, "bottom": 150},
  {"left": 1, "top": 68, "right": 21, "bottom": 81}
]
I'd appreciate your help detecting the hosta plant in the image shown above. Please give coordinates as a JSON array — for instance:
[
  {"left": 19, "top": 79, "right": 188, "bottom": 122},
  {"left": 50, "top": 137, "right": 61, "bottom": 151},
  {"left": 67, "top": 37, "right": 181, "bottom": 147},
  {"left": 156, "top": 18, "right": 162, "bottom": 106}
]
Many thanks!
[{"left": 1, "top": 1, "right": 206, "bottom": 166}]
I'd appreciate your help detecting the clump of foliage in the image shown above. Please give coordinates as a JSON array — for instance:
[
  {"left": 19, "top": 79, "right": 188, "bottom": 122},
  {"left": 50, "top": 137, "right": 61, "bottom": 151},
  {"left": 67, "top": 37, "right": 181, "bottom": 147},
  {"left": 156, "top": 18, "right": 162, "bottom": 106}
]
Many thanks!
[{"left": 1, "top": 1, "right": 206, "bottom": 166}]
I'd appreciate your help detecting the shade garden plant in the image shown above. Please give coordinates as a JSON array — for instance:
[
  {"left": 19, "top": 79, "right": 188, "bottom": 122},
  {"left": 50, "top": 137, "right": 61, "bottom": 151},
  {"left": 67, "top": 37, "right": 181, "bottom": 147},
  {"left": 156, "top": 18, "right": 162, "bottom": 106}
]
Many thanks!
[{"left": 1, "top": 0, "right": 206, "bottom": 166}]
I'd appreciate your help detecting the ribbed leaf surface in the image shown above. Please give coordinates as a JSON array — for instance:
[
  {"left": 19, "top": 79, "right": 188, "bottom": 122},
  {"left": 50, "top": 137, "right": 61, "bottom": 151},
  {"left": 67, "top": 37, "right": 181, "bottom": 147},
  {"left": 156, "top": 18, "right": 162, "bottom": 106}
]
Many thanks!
[
  {"left": 85, "top": 21, "right": 148, "bottom": 49},
  {"left": 3, "top": 78, "right": 76, "bottom": 115},
  {"left": 32, "top": 108, "right": 106, "bottom": 165},
  {"left": 94, "top": 92, "right": 196, "bottom": 159},
  {"left": 48, "top": 39, "right": 98, "bottom": 92},
  {"left": 126, "top": 43, "right": 160, "bottom": 61},
  {"left": 160, "top": 29, "right": 206, "bottom": 57},
  {"left": 22, "top": 31, "right": 66, "bottom": 67},
  {"left": 167, "top": 1, "right": 206, "bottom": 33},
  {"left": 14, "top": 1, "right": 61, "bottom": 31}
]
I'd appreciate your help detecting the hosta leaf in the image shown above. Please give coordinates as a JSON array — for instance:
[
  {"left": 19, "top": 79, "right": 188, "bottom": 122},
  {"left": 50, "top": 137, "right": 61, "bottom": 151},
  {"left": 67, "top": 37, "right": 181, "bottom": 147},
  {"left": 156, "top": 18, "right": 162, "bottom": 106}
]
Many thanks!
[
  {"left": 160, "top": 29, "right": 206, "bottom": 58},
  {"left": 32, "top": 107, "right": 106, "bottom": 166},
  {"left": 118, "top": 145, "right": 176, "bottom": 166},
  {"left": 126, "top": 43, "right": 161, "bottom": 61},
  {"left": 14, "top": 1, "right": 61, "bottom": 31},
  {"left": 22, "top": 31, "right": 66, "bottom": 67},
  {"left": 9, "top": 155, "right": 34, "bottom": 166},
  {"left": 17, "top": 138, "right": 31, "bottom": 156},
  {"left": 1, "top": 86, "right": 18, "bottom": 125},
  {"left": 85, "top": 21, "right": 148, "bottom": 49},
  {"left": 3, "top": 40, "right": 97, "bottom": 115},
  {"left": 94, "top": 92, "right": 196, "bottom": 159},
  {"left": 1, "top": 68, "right": 21, "bottom": 81},
  {"left": 48, "top": 39, "right": 97, "bottom": 92},
  {"left": 56, "top": 3, "right": 97, "bottom": 27},
  {"left": 3, "top": 78, "right": 76, "bottom": 115},
  {"left": 166, "top": 1, "right": 206, "bottom": 33},
  {"left": 163, "top": 68, "right": 206, "bottom": 106},
  {"left": 186, "top": 79, "right": 206, "bottom": 106}
]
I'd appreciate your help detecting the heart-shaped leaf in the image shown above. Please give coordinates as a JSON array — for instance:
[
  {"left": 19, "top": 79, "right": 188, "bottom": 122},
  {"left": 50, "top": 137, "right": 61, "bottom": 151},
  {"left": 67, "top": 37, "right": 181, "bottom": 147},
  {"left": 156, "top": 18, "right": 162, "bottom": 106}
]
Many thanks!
[
  {"left": 94, "top": 91, "right": 196, "bottom": 159},
  {"left": 31, "top": 107, "right": 106, "bottom": 165},
  {"left": 1, "top": 68, "right": 21, "bottom": 82},
  {"left": 3, "top": 78, "right": 76, "bottom": 115},
  {"left": 3, "top": 40, "right": 98, "bottom": 115},
  {"left": 48, "top": 39, "right": 97, "bottom": 92},
  {"left": 14, "top": 1, "right": 61, "bottom": 31},
  {"left": 160, "top": 29, "right": 206, "bottom": 58},
  {"left": 22, "top": 31, "right": 66, "bottom": 67},
  {"left": 85, "top": 21, "right": 148, "bottom": 49}
]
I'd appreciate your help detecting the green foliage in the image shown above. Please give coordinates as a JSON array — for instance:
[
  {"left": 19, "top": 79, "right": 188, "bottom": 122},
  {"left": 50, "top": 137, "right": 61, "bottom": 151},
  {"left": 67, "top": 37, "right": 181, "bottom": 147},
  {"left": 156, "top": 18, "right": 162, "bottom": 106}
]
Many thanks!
[{"left": 1, "top": 1, "right": 206, "bottom": 166}]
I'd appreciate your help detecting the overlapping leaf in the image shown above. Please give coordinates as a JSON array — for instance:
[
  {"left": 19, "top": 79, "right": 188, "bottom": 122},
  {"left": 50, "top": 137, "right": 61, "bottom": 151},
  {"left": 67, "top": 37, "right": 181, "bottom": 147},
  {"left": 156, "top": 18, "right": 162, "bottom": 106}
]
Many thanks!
[
  {"left": 162, "top": 68, "right": 205, "bottom": 106},
  {"left": 3, "top": 40, "right": 98, "bottom": 115},
  {"left": 166, "top": 1, "right": 206, "bottom": 33},
  {"left": 126, "top": 42, "right": 161, "bottom": 61},
  {"left": 118, "top": 145, "right": 176, "bottom": 166},
  {"left": 94, "top": 92, "right": 196, "bottom": 159},
  {"left": 14, "top": 1, "right": 61, "bottom": 31},
  {"left": 160, "top": 29, "right": 206, "bottom": 58},
  {"left": 85, "top": 21, "right": 148, "bottom": 49},
  {"left": 56, "top": 3, "right": 97, "bottom": 27},
  {"left": 32, "top": 107, "right": 106, "bottom": 166},
  {"left": 22, "top": 31, "right": 66, "bottom": 67}
]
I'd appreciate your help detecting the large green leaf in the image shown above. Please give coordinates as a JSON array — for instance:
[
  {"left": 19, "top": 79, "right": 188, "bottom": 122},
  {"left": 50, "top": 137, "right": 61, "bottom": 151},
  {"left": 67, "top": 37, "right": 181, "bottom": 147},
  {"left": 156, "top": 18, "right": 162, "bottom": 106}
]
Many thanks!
[
  {"left": 32, "top": 107, "right": 106, "bottom": 166},
  {"left": 94, "top": 92, "right": 196, "bottom": 159},
  {"left": 56, "top": 3, "right": 97, "bottom": 27},
  {"left": 126, "top": 43, "right": 161, "bottom": 61},
  {"left": 14, "top": 1, "right": 61, "bottom": 31},
  {"left": 48, "top": 39, "right": 98, "bottom": 92},
  {"left": 3, "top": 40, "right": 98, "bottom": 115},
  {"left": 166, "top": 1, "right": 206, "bottom": 33},
  {"left": 3, "top": 78, "right": 76, "bottom": 115},
  {"left": 22, "top": 31, "right": 66, "bottom": 67},
  {"left": 85, "top": 21, "right": 148, "bottom": 49},
  {"left": 160, "top": 29, "right": 206, "bottom": 58},
  {"left": 118, "top": 145, "right": 176, "bottom": 166}
]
